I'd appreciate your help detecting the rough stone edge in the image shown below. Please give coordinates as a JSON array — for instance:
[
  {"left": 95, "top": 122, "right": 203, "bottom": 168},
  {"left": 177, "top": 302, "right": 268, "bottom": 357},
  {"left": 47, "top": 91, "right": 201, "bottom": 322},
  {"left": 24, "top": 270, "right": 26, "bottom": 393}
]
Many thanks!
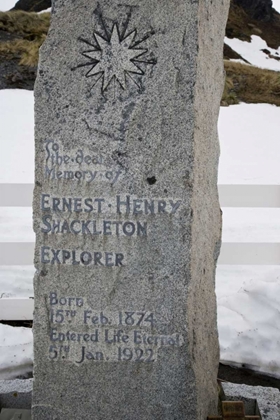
[
  {"left": 0, "top": 380, "right": 33, "bottom": 410},
  {"left": 222, "top": 381, "right": 280, "bottom": 420},
  {"left": 188, "top": 0, "right": 230, "bottom": 417}
]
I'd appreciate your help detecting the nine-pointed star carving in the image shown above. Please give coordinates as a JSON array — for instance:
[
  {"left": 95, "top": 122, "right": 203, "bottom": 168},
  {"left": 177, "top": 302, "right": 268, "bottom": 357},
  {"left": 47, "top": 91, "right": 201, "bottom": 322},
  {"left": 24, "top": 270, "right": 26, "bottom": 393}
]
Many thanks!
[{"left": 82, "top": 24, "right": 149, "bottom": 92}]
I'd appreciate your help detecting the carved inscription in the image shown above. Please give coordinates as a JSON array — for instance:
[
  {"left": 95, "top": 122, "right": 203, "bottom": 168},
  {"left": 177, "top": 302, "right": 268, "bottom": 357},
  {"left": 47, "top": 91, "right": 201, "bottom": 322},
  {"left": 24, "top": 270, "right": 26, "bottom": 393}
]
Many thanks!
[
  {"left": 78, "top": 21, "right": 156, "bottom": 94},
  {"left": 39, "top": 193, "right": 182, "bottom": 266},
  {"left": 40, "top": 143, "right": 183, "bottom": 361},
  {"left": 44, "top": 141, "right": 122, "bottom": 184},
  {"left": 41, "top": 247, "right": 124, "bottom": 266},
  {"left": 47, "top": 293, "right": 184, "bottom": 363},
  {"left": 41, "top": 194, "right": 181, "bottom": 214}
]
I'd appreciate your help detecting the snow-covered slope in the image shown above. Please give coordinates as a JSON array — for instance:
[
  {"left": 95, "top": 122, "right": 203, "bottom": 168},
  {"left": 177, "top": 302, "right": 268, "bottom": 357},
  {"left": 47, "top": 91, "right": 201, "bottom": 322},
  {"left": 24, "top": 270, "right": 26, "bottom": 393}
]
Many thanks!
[{"left": 226, "top": 35, "right": 280, "bottom": 71}]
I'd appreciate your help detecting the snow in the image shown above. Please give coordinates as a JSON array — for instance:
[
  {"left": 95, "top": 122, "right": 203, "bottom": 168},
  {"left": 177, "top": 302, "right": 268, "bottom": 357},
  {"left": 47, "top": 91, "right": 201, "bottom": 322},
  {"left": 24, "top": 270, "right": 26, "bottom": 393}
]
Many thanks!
[
  {"left": 1, "top": 91, "right": 280, "bottom": 379},
  {"left": 0, "top": 266, "right": 34, "bottom": 298},
  {"left": 0, "top": 208, "right": 33, "bottom": 242},
  {"left": 218, "top": 103, "right": 280, "bottom": 185},
  {"left": 229, "top": 59, "right": 249, "bottom": 65},
  {"left": 0, "top": 324, "right": 33, "bottom": 380},
  {"left": 225, "top": 36, "right": 280, "bottom": 71},
  {"left": 273, "top": 0, "right": 280, "bottom": 13},
  {"left": 222, "top": 208, "right": 280, "bottom": 243},
  {"left": 0, "top": 0, "right": 16, "bottom": 11},
  {"left": 217, "top": 265, "right": 280, "bottom": 377},
  {"left": 0, "top": 90, "right": 34, "bottom": 184},
  {"left": 218, "top": 103, "right": 280, "bottom": 377}
]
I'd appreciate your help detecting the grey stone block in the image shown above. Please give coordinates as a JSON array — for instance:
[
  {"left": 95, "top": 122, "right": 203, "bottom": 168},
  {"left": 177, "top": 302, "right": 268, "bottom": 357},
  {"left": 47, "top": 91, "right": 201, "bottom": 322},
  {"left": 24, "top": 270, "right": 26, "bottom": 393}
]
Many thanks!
[
  {"left": 223, "top": 382, "right": 280, "bottom": 420},
  {"left": 0, "top": 380, "right": 32, "bottom": 410},
  {"left": 0, "top": 409, "right": 31, "bottom": 420},
  {"left": 33, "top": 0, "right": 229, "bottom": 419}
]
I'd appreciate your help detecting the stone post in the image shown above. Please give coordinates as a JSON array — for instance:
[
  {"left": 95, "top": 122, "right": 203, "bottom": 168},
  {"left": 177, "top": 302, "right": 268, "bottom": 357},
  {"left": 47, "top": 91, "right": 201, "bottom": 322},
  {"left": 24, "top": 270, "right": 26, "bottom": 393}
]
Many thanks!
[{"left": 32, "top": 1, "right": 229, "bottom": 419}]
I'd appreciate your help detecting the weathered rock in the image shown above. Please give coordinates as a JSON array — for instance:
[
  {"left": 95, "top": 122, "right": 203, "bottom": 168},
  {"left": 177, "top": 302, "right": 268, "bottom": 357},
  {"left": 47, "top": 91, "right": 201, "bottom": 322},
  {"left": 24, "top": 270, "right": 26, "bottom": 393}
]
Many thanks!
[
  {"left": 11, "top": 0, "right": 51, "bottom": 12},
  {"left": 0, "top": 60, "right": 36, "bottom": 90},
  {"left": 32, "top": 0, "right": 228, "bottom": 419},
  {"left": 233, "top": 0, "right": 273, "bottom": 21},
  {"left": 0, "top": 30, "right": 36, "bottom": 90}
]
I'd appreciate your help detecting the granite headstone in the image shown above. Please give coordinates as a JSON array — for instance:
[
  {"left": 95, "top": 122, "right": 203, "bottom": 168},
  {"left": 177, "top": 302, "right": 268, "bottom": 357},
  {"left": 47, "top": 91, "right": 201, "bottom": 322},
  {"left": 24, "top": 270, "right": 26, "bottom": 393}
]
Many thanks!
[{"left": 32, "top": 0, "right": 229, "bottom": 419}]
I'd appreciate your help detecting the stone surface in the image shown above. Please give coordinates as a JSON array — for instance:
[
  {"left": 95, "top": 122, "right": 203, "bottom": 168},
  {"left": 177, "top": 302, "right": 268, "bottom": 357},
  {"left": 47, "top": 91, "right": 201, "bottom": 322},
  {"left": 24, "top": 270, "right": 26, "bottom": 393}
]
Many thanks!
[
  {"left": 0, "top": 380, "right": 32, "bottom": 410},
  {"left": 223, "top": 382, "right": 280, "bottom": 420},
  {"left": 0, "top": 409, "right": 31, "bottom": 420},
  {"left": 32, "top": 0, "right": 229, "bottom": 419}
]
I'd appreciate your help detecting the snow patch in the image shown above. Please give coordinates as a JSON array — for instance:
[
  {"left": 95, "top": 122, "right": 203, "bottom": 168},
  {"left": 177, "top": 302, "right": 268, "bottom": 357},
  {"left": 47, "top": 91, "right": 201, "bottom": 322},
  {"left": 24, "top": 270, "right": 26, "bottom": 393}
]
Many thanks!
[
  {"left": 229, "top": 58, "right": 250, "bottom": 65},
  {"left": 0, "top": 323, "right": 33, "bottom": 380},
  {"left": 38, "top": 7, "right": 51, "bottom": 14},
  {"left": 0, "top": 0, "right": 17, "bottom": 11},
  {"left": 217, "top": 265, "right": 280, "bottom": 378},
  {"left": 225, "top": 36, "right": 280, "bottom": 71}
]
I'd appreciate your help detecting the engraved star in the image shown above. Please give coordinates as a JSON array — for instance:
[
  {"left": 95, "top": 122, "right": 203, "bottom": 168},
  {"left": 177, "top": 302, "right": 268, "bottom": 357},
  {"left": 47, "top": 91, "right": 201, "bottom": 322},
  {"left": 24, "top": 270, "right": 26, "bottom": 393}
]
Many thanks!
[{"left": 82, "top": 24, "right": 149, "bottom": 92}]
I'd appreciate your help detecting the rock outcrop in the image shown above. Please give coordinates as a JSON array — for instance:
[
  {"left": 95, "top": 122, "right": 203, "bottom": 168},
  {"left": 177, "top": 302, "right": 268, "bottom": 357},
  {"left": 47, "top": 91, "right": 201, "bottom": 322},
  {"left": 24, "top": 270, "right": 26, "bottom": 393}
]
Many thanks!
[
  {"left": 233, "top": 0, "right": 273, "bottom": 21},
  {"left": 12, "top": 0, "right": 51, "bottom": 12}
]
